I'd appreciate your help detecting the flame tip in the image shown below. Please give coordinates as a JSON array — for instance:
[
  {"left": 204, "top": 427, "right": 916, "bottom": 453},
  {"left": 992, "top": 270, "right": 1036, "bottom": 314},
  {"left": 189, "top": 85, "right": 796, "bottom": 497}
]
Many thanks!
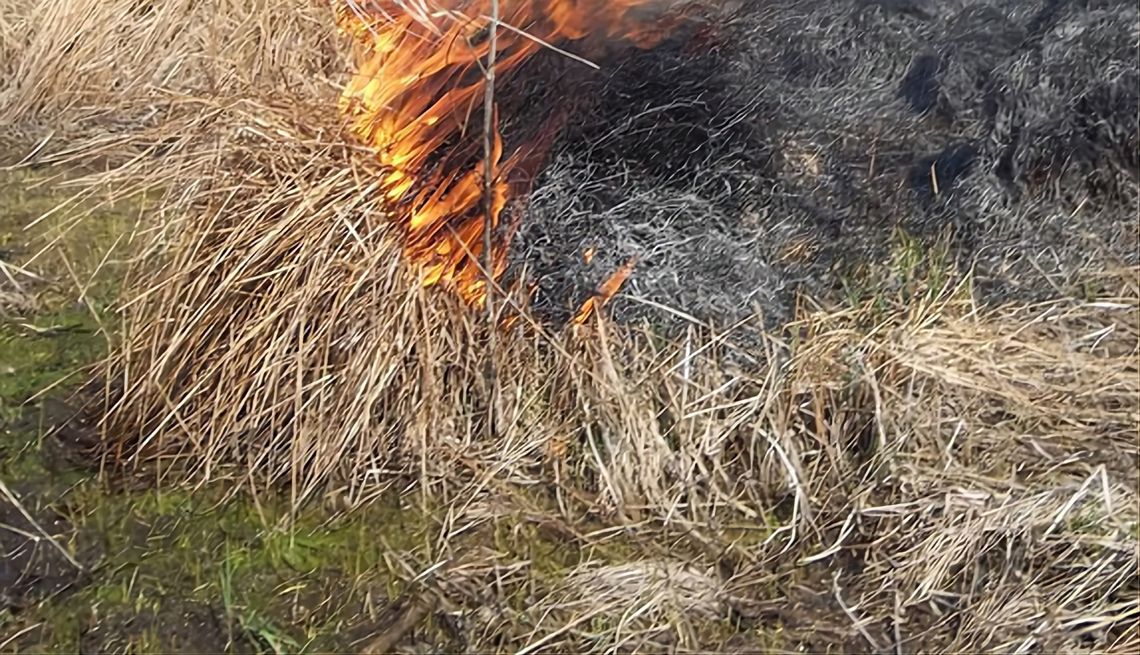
[{"left": 339, "top": 0, "right": 675, "bottom": 317}]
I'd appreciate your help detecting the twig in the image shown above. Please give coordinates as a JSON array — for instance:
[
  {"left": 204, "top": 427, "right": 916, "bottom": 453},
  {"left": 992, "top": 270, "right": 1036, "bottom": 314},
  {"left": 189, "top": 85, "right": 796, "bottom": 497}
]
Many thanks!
[
  {"left": 833, "top": 571, "right": 882, "bottom": 652},
  {"left": 0, "top": 621, "right": 44, "bottom": 650},
  {"left": 0, "top": 476, "right": 84, "bottom": 572},
  {"left": 481, "top": 0, "right": 500, "bottom": 439},
  {"left": 487, "top": 17, "right": 600, "bottom": 70},
  {"left": 358, "top": 593, "right": 440, "bottom": 655}
]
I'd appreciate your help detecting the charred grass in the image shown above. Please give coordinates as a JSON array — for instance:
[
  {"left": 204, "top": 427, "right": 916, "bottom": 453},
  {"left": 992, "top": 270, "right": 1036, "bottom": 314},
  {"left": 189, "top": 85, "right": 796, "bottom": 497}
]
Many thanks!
[{"left": 1, "top": 0, "right": 1138, "bottom": 653}]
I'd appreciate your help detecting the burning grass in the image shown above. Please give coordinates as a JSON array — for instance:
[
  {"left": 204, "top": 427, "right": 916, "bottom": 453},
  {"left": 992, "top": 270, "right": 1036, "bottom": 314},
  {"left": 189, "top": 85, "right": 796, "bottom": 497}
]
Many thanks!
[{"left": 2, "top": 0, "right": 1138, "bottom": 651}]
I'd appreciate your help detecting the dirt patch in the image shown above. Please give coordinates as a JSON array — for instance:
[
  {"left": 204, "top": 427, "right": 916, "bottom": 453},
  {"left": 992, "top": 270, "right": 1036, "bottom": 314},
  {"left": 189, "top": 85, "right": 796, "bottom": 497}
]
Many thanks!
[
  {"left": 77, "top": 601, "right": 242, "bottom": 655},
  {"left": 0, "top": 482, "right": 91, "bottom": 615},
  {"left": 0, "top": 397, "right": 104, "bottom": 616}
]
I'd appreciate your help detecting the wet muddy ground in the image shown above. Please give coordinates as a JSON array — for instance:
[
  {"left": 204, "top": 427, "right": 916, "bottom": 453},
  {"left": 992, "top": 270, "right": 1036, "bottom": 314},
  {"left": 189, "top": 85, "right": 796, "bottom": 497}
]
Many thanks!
[{"left": 0, "top": 377, "right": 443, "bottom": 653}]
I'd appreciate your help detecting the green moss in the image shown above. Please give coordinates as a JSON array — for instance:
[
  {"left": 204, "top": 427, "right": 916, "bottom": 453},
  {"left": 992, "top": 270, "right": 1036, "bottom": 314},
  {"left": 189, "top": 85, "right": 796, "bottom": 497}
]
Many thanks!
[
  {"left": 0, "top": 319, "right": 104, "bottom": 401},
  {"left": 0, "top": 169, "right": 121, "bottom": 485},
  {"left": 7, "top": 480, "right": 444, "bottom": 653},
  {"left": 0, "top": 168, "right": 127, "bottom": 400}
]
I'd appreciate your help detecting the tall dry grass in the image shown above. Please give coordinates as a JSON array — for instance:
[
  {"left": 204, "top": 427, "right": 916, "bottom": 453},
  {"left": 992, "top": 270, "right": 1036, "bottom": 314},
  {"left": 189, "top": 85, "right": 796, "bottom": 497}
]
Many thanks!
[
  {"left": 1, "top": 0, "right": 338, "bottom": 158},
  {"left": 3, "top": 0, "right": 1137, "bottom": 651}
]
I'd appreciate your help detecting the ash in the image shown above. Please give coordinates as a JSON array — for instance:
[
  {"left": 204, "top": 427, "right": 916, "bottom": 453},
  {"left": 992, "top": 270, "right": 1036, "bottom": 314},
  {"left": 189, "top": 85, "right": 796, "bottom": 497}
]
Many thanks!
[{"left": 507, "top": 0, "right": 1139, "bottom": 329}]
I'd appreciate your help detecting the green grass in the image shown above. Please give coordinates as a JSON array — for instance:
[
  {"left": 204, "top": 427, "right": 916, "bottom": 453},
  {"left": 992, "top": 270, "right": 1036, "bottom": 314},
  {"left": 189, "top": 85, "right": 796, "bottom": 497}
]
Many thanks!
[
  {"left": 0, "top": 319, "right": 102, "bottom": 402},
  {"left": 836, "top": 226, "right": 963, "bottom": 312}
]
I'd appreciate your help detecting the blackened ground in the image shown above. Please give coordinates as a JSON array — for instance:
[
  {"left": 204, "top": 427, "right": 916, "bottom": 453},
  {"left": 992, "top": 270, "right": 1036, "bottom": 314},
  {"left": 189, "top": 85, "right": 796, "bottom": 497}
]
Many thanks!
[{"left": 507, "top": 0, "right": 1139, "bottom": 328}]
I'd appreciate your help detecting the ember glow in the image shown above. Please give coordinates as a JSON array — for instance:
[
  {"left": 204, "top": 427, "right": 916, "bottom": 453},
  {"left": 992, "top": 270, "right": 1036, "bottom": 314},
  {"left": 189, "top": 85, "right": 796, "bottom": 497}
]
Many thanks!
[
  {"left": 572, "top": 256, "right": 637, "bottom": 324},
  {"left": 336, "top": 0, "right": 677, "bottom": 318}
]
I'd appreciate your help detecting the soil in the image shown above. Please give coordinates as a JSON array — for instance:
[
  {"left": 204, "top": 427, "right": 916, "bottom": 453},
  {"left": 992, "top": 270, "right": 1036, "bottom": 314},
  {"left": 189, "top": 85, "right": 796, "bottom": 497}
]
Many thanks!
[
  {"left": 0, "top": 390, "right": 243, "bottom": 654},
  {"left": 0, "top": 483, "right": 88, "bottom": 616},
  {"left": 0, "top": 391, "right": 388, "bottom": 654},
  {"left": 76, "top": 602, "right": 239, "bottom": 655},
  {"left": 0, "top": 171, "right": 262, "bottom": 654}
]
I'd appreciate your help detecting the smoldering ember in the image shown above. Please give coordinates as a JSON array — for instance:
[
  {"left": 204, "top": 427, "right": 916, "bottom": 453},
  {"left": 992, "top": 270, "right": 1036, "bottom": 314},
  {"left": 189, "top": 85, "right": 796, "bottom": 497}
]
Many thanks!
[{"left": 0, "top": 0, "right": 1137, "bottom": 653}]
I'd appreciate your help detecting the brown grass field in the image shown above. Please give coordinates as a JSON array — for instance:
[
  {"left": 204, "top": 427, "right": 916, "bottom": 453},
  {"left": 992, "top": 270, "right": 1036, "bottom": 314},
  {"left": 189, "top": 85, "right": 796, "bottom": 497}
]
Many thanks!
[{"left": 0, "top": 0, "right": 1137, "bottom": 652}]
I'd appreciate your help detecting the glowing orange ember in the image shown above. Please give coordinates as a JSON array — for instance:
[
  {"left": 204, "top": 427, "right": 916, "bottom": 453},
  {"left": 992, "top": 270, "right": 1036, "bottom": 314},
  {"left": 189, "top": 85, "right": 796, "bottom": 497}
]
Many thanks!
[
  {"left": 573, "top": 256, "right": 637, "bottom": 324},
  {"left": 335, "top": 0, "right": 675, "bottom": 315}
]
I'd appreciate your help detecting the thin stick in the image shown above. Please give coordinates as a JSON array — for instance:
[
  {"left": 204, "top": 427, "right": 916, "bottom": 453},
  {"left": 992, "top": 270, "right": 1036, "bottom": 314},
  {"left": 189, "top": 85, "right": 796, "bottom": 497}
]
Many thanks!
[
  {"left": 0, "top": 476, "right": 84, "bottom": 572},
  {"left": 481, "top": 0, "right": 500, "bottom": 438},
  {"left": 833, "top": 571, "right": 882, "bottom": 652},
  {"left": 358, "top": 593, "right": 439, "bottom": 655}
]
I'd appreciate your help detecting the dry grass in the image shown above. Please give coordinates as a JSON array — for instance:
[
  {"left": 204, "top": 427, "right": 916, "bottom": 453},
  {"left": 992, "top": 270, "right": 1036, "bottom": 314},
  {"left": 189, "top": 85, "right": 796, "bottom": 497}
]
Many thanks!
[{"left": 2, "top": 0, "right": 1137, "bottom": 651}]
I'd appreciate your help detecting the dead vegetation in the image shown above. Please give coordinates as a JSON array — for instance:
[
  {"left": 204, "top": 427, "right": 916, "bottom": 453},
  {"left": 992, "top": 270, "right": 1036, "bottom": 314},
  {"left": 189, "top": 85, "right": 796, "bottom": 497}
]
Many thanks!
[{"left": 1, "top": 0, "right": 1137, "bottom": 652}]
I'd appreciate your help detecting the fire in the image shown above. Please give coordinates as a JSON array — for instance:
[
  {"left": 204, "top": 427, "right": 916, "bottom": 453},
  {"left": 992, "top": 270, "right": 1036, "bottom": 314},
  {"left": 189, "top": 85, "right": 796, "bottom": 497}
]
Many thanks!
[
  {"left": 335, "top": 0, "right": 675, "bottom": 315},
  {"left": 573, "top": 256, "right": 636, "bottom": 324}
]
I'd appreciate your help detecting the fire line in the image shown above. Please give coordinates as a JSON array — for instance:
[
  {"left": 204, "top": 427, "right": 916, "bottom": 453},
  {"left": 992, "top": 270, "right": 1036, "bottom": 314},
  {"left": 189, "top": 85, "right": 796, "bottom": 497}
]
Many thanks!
[{"left": 335, "top": 0, "right": 677, "bottom": 321}]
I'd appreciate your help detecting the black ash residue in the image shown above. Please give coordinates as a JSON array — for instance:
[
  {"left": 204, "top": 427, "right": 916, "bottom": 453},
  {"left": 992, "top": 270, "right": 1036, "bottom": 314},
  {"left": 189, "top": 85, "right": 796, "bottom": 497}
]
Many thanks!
[{"left": 505, "top": 0, "right": 1139, "bottom": 329}]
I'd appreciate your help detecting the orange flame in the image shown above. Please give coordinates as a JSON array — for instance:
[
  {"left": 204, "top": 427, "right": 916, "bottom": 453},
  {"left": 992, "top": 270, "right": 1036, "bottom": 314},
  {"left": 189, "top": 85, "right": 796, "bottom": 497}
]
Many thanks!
[
  {"left": 573, "top": 256, "right": 637, "bottom": 324},
  {"left": 336, "top": 0, "right": 676, "bottom": 314}
]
